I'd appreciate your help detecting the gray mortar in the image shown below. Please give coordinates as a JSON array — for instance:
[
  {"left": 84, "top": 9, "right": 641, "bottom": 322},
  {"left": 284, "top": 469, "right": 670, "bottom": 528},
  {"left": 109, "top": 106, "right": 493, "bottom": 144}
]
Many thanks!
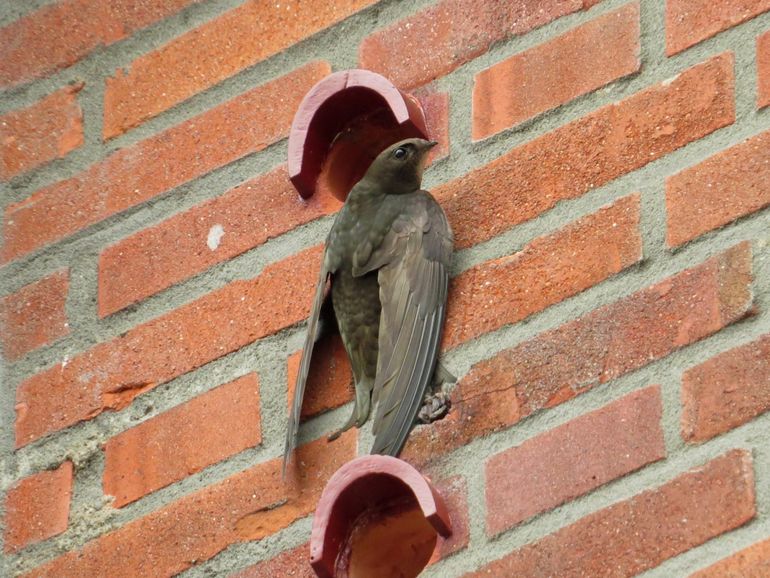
[{"left": 2, "top": 0, "right": 770, "bottom": 576}]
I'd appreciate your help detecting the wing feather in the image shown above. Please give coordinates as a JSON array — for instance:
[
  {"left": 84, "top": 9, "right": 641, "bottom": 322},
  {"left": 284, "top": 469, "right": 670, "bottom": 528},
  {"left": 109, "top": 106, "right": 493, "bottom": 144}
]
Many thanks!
[
  {"left": 357, "top": 192, "right": 452, "bottom": 456},
  {"left": 282, "top": 253, "right": 332, "bottom": 476}
]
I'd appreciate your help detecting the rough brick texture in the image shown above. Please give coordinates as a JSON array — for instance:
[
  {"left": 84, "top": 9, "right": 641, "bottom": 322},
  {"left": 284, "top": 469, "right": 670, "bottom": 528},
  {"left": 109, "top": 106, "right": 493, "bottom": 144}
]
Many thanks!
[
  {"left": 15, "top": 247, "right": 321, "bottom": 447},
  {"left": 682, "top": 333, "right": 770, "bottom": 443},
  {"left": 103, "top": 373, "right": 261, "bottom": 508},
  {"left": 98, "top": 165, "right": 341, "bottom": 316},
  {"left": 3, "top": 462, "right": 73, "bottom": 553},
  {"left": 472, "top": 3, "right": 640, "bottom": 140},
  {"left": 691, "top": 536, "right": 770, "bottom": 577},
  {"left": 666, "top": 0, "right": 770, "bottom": 55},
  {"left": 403, "top": 243, "right": 753, "bottom": 466},
  {"left": 231, "top": 544, "right": 315, "bottom": 578},
  {"left": 667, "top": 128, "right": 770, "bottom": 247},
  {"left": 0, "top": 0, "right": 200, "bottom": 88},
  {"left": 759, "top": 29, "right": 770, "bottom": 108},
  {"left": 467, "top": 450, "right": 755, "bottom": 577},
  {"left": 2, "top": 62, "right": 329, "bottom": 264},
  {"left": 287, "top": 334, "right": 353, "bottom": 422},
  {"left": 429, "top": 476, "right": 470, "bottom": 564},
  {"left": 443, "top": 194, "right": 642, "bottom": 349},
  {"left": 486, "top": 386, "right": 665, "bottom": 536},
  {"left": 103, "top": 0, "right": 375, "bottom": 138},
  {"left": 0, "top": 84, "right": 83, "bottom": 181},
  {"left": 360, "top": 0, "right": 586, "bottom": 90},
  {"left": 22, "top": 433, "right": 355, "bottom": 578},
  {"left": 0, "top": 270, "right": 69, "bottom": 361},
  {"left": 5, "top": 2, "right": 770, "bottom": 577},
  {"left": 438, "top": 53, "right": 735, "bottom": 249}
]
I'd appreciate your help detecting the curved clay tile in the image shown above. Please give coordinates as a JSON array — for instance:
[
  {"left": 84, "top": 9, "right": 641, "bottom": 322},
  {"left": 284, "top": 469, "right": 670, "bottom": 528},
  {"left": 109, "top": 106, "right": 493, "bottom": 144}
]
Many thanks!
[{"left": 288, "top": 69, "right": 429, "bottom": 201}]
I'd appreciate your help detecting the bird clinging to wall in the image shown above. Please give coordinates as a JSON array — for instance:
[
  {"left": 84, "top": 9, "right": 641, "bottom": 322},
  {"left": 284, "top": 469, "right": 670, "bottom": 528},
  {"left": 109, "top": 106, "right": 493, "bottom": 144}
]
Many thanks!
[{"left": 284, "top": 137, "right": 454, "bottom": 474}]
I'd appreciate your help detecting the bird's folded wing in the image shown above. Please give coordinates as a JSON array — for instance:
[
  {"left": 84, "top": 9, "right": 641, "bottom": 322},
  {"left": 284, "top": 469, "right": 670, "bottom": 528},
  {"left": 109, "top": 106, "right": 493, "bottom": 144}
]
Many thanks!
[
  {"left": 283, "top": 253, "right": 331, "bottom": 476},
  {"left": 354, "top": 194, "right": 452, "bottom": 456}
]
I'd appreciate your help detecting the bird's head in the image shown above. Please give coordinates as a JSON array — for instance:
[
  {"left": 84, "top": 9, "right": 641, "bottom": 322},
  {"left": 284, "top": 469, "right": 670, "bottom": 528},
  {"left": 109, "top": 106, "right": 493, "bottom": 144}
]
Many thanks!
[{"left": 363, "top": 138, "right": 437, "bottom": 194}]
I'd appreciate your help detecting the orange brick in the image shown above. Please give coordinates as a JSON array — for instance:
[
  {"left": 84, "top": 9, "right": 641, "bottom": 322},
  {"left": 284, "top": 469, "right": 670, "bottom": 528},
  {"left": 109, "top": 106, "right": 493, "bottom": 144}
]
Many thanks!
[
  {"left": 690, "top": 536, "right": 770, "bottom": 577},
  {"left": 417, "top": 89, "right": 450, "bottom": 162},
  {"left": 486, "top": 386, "right": 665, "bottom": 535},
  {"left": 22, "top": 433, "right": 355, "bottom": 578},
  {"left": 682, "top": 333, "right": 770, "bottom": 443},
  {"left": 2, "top": 62, "right": 329, "bottom": 264},
  {"left": 15, "top": 246, "right": 322, "bottom": 447},
  {"left": 231, "top": 544, "right": 315, "bottom": 578},
  {"left": 666, "top": 128, "right": 770, "bottom": 247},
  {"left": 473, "top": 3, "right": 640, "bottom": 140},
  {"left": 466, "top": 450, "right": 755, "bottom": 576},
  {"left": 438, "top": 53, "right": 735, "bottom": 249},
  {"left": 3, "top": 462, "right": 73, "bottom": 553},
  {"left": 666, "top": 0, "right": 770, "bottom": 55},
  {"left": 759, "top": 29, "right": 770, "bottom": 108},
  {"left": 103, "top": 0, "right": 375, "bottom": 138},
  {"left": 442, "top": 194, "right": 642, "bottom": 350},
  {"left": 103, "top": 373, "right": 261, "bottom": 508},
  {"left": 428, "top": 476, "right": 469, "bottom": 564},
  {"left": 359, "top": 0, "right": 585, "bottom": 90},
  {"left": 98, "top": 165, "right": 341, "bottom": 317},
  {"left": 287, "top": 334, "right": 353, "bottom": 422},
  {"left": 403, "top": 243, "right": 753, "bottom": 467},
  {"left": 0, "top": 0, "right": 201, "bottom": 88},
  {"left": 0, "top": 84, "right": 83, "bottom": 181},
  {"left": 0, "top": 269, "right": 69, "bottom": 361}
]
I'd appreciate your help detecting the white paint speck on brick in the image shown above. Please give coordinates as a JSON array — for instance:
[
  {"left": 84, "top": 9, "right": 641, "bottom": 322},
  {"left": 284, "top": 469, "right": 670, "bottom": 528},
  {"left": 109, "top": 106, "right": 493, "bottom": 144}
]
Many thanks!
[{"left": 207, "top": 224, "right": 224, "bottom": 251}]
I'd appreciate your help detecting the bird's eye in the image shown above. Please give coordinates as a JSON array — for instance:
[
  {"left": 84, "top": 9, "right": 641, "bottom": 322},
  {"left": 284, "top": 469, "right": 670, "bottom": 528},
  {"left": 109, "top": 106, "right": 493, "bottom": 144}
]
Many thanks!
[{"left": 393, "top": 147, "right": 407, "bottom": 160}]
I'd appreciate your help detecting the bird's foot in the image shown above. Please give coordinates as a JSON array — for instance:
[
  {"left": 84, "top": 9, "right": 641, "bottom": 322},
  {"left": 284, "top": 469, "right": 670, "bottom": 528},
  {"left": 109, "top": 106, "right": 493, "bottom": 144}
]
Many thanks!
[{"left": 417, "top": 390, "right": 451, "bottom": 424}]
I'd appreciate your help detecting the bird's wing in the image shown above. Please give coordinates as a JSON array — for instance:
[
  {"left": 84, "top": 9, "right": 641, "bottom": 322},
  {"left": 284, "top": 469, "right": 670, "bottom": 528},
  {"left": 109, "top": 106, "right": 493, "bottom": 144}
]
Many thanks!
[
  {"left": 354, "top": 192, "right": 452, "bottom": 456},
  {"left": 283, "top": 251, "right": 333, "bottom": 476}
]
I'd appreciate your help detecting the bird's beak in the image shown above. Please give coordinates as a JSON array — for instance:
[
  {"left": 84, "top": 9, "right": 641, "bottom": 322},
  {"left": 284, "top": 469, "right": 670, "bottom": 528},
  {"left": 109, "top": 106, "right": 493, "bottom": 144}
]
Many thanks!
[{"left": 426, "top": 140, "right": 438, "bottom": 148}]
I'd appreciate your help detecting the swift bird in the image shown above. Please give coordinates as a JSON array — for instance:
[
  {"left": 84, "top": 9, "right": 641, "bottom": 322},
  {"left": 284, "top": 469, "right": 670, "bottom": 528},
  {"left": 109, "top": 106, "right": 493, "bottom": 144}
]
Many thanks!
[{"left": 284, "top": 138, "right": 454, "bottom": 473}]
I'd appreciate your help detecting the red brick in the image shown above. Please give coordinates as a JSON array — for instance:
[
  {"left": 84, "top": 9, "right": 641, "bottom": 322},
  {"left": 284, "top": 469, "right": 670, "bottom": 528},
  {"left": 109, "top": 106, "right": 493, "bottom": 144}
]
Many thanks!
[
  {"left": 359, "top": 0, "right": 585, "bottom": 90},
  {"left": 428, "top": 476, "right": 470, "bottom": 564},
  {"left": 417, "top": 89, "right": 450, "bottom": 163},
  {"left": 439, "top": 53, "right": 735, "bottom": 249},
  {"left": 443, "top": 194, "right": 642, "bottom": 350},
  {"left": 0, "top": 0, "right": 200, "bottom": 88},
  {"left": 403, "top": 243, "right": 753, "bottom": 467},
  {"left": 0, "top": 84, "right": 83, "bottom": 181},
  {"left": 667, "top": 128, "right": 770, "bottom": 247},
  {"left": 682, "top": 333, "right": 770, "bottom": 443},
  {"left": 287, "top": 334, "right": 353, "bottom": 422},
  {"left": 2, "top": 62, "right": 329, "bottom": 264},
  {"left": 103, "top": 0, "right": 375, "bottom": 138},
  {"left": 15, "top": 246, "right": 322, "bottom": 447},
  {"left": 231, "top": 544, "right": 315, "bottom": 578},
  {"left": 3, "top": 462, "right": 73, "bottom": 553},
  {"left": 473, "top": 3, "right": 640, "bottom": 140},
  {"left": 22, "top": 433, "right": 355, "bottom": 578},
  {"left": 0, "top": 270, "right": 69, "bottom": 361},
  {"left": 759, "top": 29, "right": 770, "bottom": 108},
  {"left": 465, "top": 450, "right": 755, "bottom": 577},
  {"left": 98, "top": 165, "right": 341, "bottom": 317},
  {"left": 691, "top": 536, "right": 770, "bottom": 577},
  {"left": 666, "top": 0, "right": 770, "bottom": 55},
  {"left": 486, "top": 386, "right": 665, "bottom": 536},
  {"left": 103, "top": 373, "right": 261, "bottom": 508}
]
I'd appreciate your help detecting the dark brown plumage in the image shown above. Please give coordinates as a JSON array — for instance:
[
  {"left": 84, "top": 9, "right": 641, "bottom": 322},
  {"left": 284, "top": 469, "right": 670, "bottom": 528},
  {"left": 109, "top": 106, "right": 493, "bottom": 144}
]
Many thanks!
[{"left": 283, "top": 137, "right": 453, "bottom": 474}]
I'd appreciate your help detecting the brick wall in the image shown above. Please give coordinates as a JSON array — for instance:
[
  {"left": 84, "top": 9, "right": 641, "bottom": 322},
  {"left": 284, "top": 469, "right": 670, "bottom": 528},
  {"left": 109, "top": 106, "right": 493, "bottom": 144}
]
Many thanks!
[{"left": 1, "top": 1, "right": 769, "bottom": 576}]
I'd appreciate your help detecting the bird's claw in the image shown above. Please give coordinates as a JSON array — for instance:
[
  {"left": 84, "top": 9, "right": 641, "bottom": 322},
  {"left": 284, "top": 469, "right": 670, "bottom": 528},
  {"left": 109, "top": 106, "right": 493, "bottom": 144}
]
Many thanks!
[{"left": 417, "top": 390, "right": 451, "bottom": 424}]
